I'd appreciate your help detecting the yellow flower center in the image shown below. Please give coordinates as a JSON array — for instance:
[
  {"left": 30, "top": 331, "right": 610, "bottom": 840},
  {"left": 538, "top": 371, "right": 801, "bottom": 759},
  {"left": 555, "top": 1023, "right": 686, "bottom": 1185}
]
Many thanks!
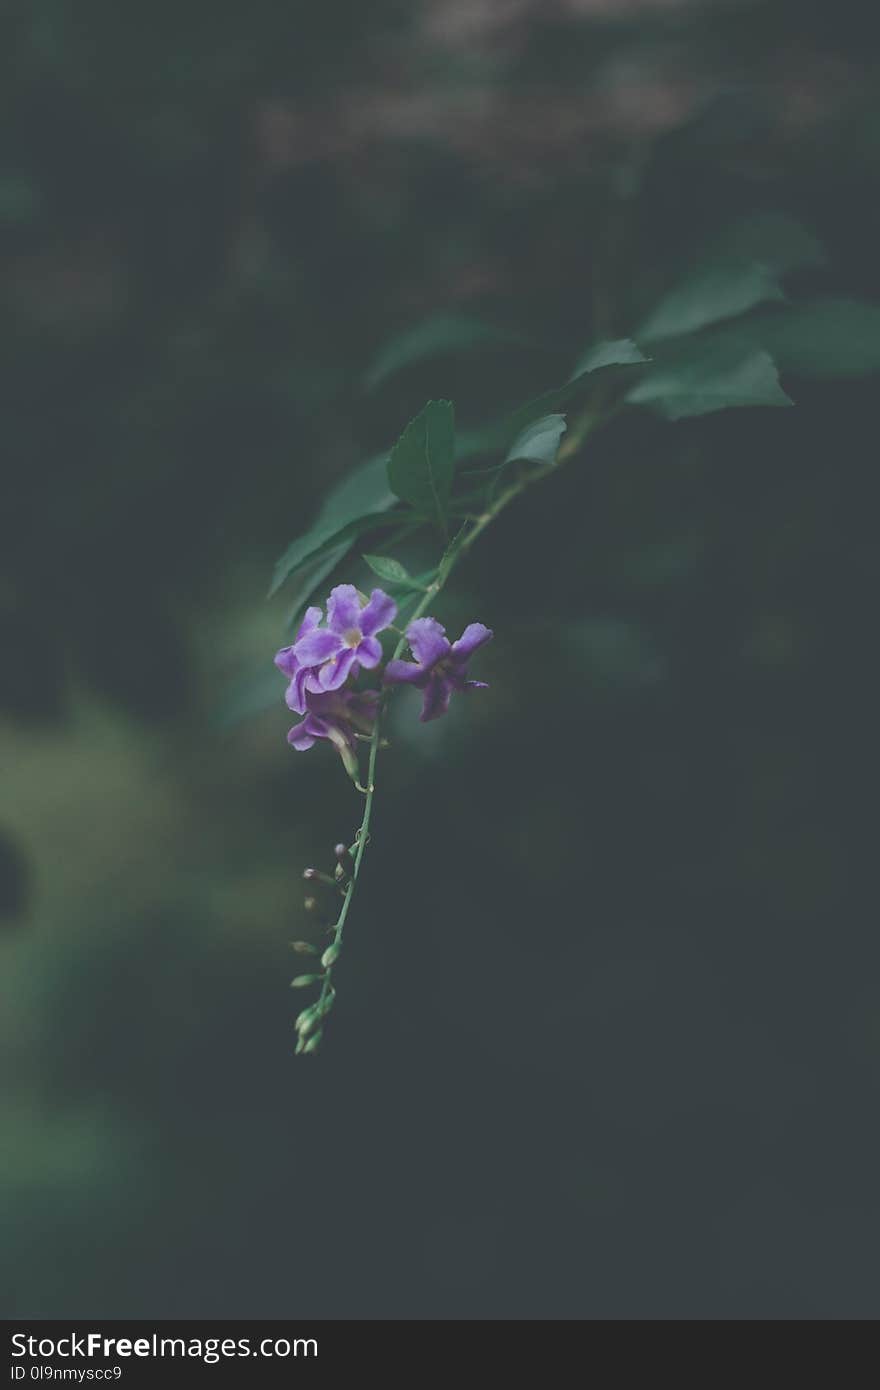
[{"left": 344, "top": 628, "right": 363, "bottom": 648}]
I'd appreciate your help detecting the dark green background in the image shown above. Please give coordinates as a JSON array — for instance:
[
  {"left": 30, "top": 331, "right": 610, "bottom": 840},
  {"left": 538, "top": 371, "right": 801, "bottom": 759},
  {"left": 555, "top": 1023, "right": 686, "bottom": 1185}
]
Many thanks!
[{"left": 1, "top": 0, "right": 878, "bottom": 1318}]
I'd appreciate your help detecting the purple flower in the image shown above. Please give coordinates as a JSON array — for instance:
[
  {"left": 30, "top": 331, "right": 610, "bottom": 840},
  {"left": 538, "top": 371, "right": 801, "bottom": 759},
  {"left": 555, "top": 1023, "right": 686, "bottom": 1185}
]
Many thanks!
[
  {"left": 275, "top": 586, "right": 397, "bottom": 715},
  {"left": 287, "top": 687, "right": 380, "bottom": 780},
  {"left": 384, "top": 617, "right": 493, "bottom": 721},
  {"left": 290, "top": 585, "right": 397, "bottom": 706},
  {"left": 274, "top": 605, "right": 324, "bottom": 713}
]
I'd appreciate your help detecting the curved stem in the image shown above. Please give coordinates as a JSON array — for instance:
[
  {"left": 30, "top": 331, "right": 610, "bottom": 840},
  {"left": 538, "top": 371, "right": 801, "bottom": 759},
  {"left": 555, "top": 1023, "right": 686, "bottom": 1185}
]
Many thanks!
[{"left": 311, "top": 394, "right": 613, "bottom": 1033}]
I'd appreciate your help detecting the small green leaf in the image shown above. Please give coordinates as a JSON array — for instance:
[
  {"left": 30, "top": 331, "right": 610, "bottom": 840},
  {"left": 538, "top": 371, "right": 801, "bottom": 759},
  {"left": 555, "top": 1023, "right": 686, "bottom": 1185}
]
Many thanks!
[
  {"left": 362, "top": 554, "right": 414, "bottom": 586},
  {"left": 364, "top": 313, "right": 529, "bottom": 390},
  {"left": 453, "top": 342, "right": 645, "bottom": 471},
  {"left": 570, "top": 337, "right": 648, "bottom": 378},
  {"left": 269, "top": 453, "right": 398, "bottom": 597},
  {"left": 638, "top": 260, "right": 785, "bottom": 343},
  {"left": 625, "top": 343, "right": 793, "bottom": 420},
  {"left": 504, "top": 413, "right": 567, "bottom": 467},
  {"left": 387, "top": 399, "right": 456, "bottom": 530}
]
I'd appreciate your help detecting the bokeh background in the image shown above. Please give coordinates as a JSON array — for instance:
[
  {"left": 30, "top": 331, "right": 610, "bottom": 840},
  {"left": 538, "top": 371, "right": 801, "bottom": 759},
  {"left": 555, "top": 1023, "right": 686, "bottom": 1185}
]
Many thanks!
[{"left": 2, "top": 0, "right": 879, "bottom": 1319}]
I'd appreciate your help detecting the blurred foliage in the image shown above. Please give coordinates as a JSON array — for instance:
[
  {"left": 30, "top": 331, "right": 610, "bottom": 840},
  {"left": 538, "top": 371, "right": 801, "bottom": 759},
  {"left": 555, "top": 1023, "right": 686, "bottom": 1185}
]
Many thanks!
[{"left": 2, "top": 0, "right": 880, "bottom": 1318}]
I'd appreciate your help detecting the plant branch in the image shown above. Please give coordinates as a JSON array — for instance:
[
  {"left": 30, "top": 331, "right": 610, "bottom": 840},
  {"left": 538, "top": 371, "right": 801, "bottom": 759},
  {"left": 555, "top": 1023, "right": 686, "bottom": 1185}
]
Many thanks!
[{"left": 302, "top": 391, "right": 616, "bottom": 1049}]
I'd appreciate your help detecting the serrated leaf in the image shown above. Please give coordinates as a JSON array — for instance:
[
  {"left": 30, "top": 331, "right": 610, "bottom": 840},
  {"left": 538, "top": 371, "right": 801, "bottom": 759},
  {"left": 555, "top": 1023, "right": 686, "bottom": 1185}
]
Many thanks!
[
  {"left": 570, "top": 337, "right": 648, "bottom": 379},
  {"left": 387, "top": 399, "right": 456, "bottom": 530},
  {"left": 504, "top": 413, "right": 567, "bottom": 467},
  {"left": 362, "top": 554, "right": 413, "bottom": 586},
  {"left": 638, "top": 259, "right": 785, "bottom": 342},
  {"left": 625, "top": 343, "right": 792, "bottom": 420},
  {"left": 269, "top": 453, "right": 398, "bottom": 597},
  {"left": 364, "top": 313, "right": 528, "bottom": 391}
]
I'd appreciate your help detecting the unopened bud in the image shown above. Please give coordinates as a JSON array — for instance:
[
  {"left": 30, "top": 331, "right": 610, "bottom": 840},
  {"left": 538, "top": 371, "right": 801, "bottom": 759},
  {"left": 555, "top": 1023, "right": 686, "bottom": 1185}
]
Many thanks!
[
  {"left": 290, "top": 941, "right": 318, "bottom": 956},
  {"left": 334, "top": 844, "right": 355, "bottom": 878},
  {"left": 290, "top": 973, "right": 320, "bottom": 989},
  {"left": 303, "top": 895, "right": 327, "bottom": 920},
  {"left": 303, "top": 868, "right": 336, "bottom": 889},
  {"left": 303, "top": 1031, "right": 323, "bottom": 1055},
  {"left": 321, "top": 941, "right": 341, "bottom": 969},
  {"left": 295, "top": 1004, "right": 321, "bottom": 1036}
]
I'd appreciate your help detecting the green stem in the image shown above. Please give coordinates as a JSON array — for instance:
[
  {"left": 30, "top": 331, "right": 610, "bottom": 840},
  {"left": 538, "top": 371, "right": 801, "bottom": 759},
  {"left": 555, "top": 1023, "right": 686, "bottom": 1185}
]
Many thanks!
[{"left": 312, "top": 394, "right": 613, "bottom": 1032}]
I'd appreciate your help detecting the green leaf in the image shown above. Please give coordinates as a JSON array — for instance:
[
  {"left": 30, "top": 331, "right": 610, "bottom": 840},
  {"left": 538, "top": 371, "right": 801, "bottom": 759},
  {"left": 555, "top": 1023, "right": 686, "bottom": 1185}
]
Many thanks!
[
  {"left": 638, "top": 259, "right": 785, "bottom": 342},
  {"left": 570, "top": 337, "right": 648, "bottom": 378},
  {"left": 759, "top": 298, "right": 880, "bottom": 377},
  {"left": 284, "top": 538, "right": 354, "bottom": 628},
  {"left": 363, "top": 314, "right": 528, "bottom": 391},
  {"left": 707, "top": 212, "right": 825, "bottom": 276},
  {"left": 387, "top": 399, "right": 456, "bottom": 530},
  {"left": 315, "top": 451, "right": 397, "bottom": 530},
  {"left": 362, "top": 554, "right": 415, "bottom": 586},
  {"left": 453, "top": 341, "right": 645, "bottom": 470},
  {"left": 269, "top": 453, "right": 398, "bottom": 597},
  {"left": 625, "top": 342, "right": 793, "bottom": 420},
  {"left": 504, "top": 413, "right": 567, "bottom": 467}
]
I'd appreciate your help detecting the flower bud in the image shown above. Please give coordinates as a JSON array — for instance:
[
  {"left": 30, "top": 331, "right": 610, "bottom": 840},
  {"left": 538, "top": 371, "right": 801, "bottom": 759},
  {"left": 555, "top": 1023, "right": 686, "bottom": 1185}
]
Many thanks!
[
  {"left": 303, "top": 895, "right": 327, "bottom": 920},
  {"left": 334, "top": 844, "right": 355, "bottom": 878},
  {"left": 290, "top": 973, "right": 320, "bottom": 989},
  {"left": 290, "top": 941, "right": 318, "bottom": 956},
  {"left": 303, "top": 1031, "right": 323, "bottom": 1054},
  {"left": 295, "top": 1004, "right": 321, "bottom": 1035},
  {"left": 321, "top": 941, "right": 341, "bottom": 969},
  {"left": 303, "top": 867, "right": 336, "bottom": 889}
]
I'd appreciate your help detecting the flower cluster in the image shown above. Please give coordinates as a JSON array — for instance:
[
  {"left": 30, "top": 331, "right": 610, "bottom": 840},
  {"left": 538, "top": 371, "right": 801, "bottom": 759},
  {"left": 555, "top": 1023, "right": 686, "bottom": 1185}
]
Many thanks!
[{"left": 274, "top": 584, "right": 492, "bottom": 777}]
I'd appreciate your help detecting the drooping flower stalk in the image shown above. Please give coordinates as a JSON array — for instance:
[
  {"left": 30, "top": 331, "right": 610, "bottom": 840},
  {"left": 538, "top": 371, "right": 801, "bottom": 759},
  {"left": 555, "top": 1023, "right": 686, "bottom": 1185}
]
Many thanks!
[{"left": 283, "top": 398, "right": 611, "bottom": 1054}]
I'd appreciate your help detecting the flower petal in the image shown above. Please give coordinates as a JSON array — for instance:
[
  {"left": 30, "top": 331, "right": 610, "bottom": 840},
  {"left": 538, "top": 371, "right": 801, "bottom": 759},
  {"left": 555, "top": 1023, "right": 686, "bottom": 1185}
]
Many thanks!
[
  {"left": 287, "top": 719, "right": 317, "bottom": 750},
  {"left": 274, "top": 645, "right": 299, "bottom": 678},
  {"left": 406, "top": 617, "right": 450, "bottom": 669},
  {"left": 295, "top": 606, "right": 323, "bottom": 641},
  {"left": 384, "top": 659, "right": 426, "bottom": 686},
  {"left": 451, "top": 622, "right": 493, "bottom": 663},
  {"left": 360, "top": 588, "right": 397, "bottom": 637},
  {"left": 293, "top": 628, "right": 344, "bottom": 666},
  {"left": 317, "top": 646, "right": 358, "bottom": 691},
  {"left": 285, "top": 666, "right": 313, "bottom": 714},
  {"left": 464, "top": 679, "right": 489, "bottom": 690},
  {"left": 355, "top": 634, "right": 383, "bottom": 669},
  {"left": 420, "top": 673, "right": 454, "bottom": 722},
  {"left": 326, "top": 584, "right": 362, "bottom": 635}
]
